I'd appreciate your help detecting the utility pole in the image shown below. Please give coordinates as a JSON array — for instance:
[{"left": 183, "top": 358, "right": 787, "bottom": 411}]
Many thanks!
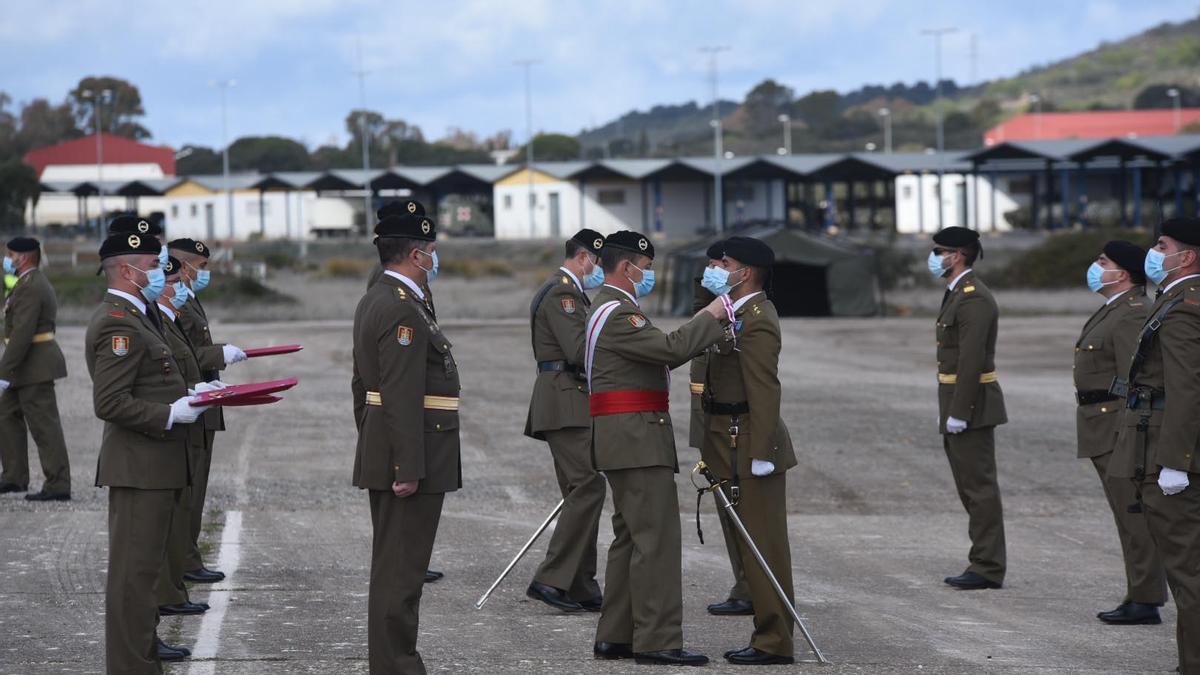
[
  {"left": 922, "top": 27, "right": 957, "bottom": 231},
  {"left": 211, "top": 80, "right": 236, "bottom": 239},
  {"left": 355, "top": 38, "right": 373, "bottom": 235},
  {"left": 515, "top": 59, "right": 539, "bottom": 238},
  {"left": 969, "top": 33, "right": 979, "bottom": 84},
  {"left": 1168, "top": 88, "right": 1182, "bottom": 132},
  {"left": 81, "top": 88, "right": 112, "bottom": 238},
  {"left": 879, "top": 107, "right": 892, "bottom": 154},
  {"left": 700, "top": 46, "right": 730, "bottom": 232}
]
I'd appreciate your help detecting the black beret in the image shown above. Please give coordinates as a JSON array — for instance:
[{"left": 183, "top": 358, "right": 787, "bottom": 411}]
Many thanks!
[
  {"left": 108, "top": 214, "right": 161, "bottom": 237},
  {"left": 723, "top": 236, "right": 775, "bottom": 268},
  {"left": 163, "top": 256, "right": 182, "bottom": 278},
  {"left": 6, "top": 236, "right": 39, "bottom": 253},
  {"left": 168, "top": 238, "right": 211, "bottom": 259},
  {"left": 1161, "top": 218, "right": 1200, "bottom": 246},
  {"left": 374, "top": 213, "right": 436, "bottom": 242},
  {"left": 1102, "top": 240, "right": 1146, "bottom": 276},
  {"left": 603, "top": 230, "right": 654, "bottom": 260},
  {"left": 570, "top": 228, "right": 605, "bottom": 255},
  {"left": 932, "top": 226, "right": 980, "bottom": 248},
  {"left": 100, "top": 232, "right": 162, "bottom": 260},
  {"left": 706, "top": 239, "right": 726, "bottom": 261},
  {"left": 377, "top": 199, "right": 426, "bottom": 221}
]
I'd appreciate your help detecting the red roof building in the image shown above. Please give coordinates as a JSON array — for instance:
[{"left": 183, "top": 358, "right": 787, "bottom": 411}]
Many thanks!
[
  {"left": 984, "top": 109, "right": 1200, "bottom": 145},
  {"left": 23, "top": 133, "right": 176, "bottom": 177}
]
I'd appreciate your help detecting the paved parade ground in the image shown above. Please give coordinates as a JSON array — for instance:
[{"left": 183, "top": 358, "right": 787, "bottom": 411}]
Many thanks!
[{"left": 0, "top": 315, "right": 1181, "bottom": 674}]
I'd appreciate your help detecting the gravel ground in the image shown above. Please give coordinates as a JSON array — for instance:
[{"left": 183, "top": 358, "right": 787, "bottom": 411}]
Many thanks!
[{"left": 0, "top": 312, "right": 1180, "bottom": 674}]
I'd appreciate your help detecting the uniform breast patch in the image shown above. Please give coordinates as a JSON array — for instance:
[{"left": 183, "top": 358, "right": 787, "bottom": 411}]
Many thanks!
[
  {"left": 628, "top": 314, "right": 647, "bottom": 328},
  {"left": 963, "top": 285, "right": 976, "bottom": 293},
  {"left": 108, "top": 310, "right": 125, "bottom": 318},
  {"left": 397, "top": 326, "right": 414, "bottom": 345},
  {"left": 112, "top": 336, "right": 130, "bottom": 356},
  {"left": 561, "top": 298, "right": 576, "bottom": 314}
]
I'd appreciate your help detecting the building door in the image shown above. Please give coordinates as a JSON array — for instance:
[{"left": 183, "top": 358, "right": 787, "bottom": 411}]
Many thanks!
[
  {"left": 204, "top": 203, "right": 215, "bottom": 239},
  {"left": 549, "top": 192, "right": 561, "bottom": 237}
]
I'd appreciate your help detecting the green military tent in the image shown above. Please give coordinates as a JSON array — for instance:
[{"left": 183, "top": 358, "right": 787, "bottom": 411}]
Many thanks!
[{"left": 665, "top": 226, "right": 880, "bottom": 317}]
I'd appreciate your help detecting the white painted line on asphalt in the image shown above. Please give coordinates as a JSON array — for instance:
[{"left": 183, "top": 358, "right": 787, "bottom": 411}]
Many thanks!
[{"left": 187, "top": 510, "right": 244, "bottom": 674}]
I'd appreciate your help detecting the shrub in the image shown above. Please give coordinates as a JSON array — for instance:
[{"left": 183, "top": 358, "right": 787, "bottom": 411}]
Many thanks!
[
  {"left": 989, "top": 228, "right": 1154, "bottom": 288},
  {"left": 324, "top": 258, "right": 374, "bottom": 278}
]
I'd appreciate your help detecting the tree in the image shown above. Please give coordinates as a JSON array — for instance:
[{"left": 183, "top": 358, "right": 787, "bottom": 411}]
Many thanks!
[
  {"left": 791, "top": 90, "right": 841, "bottom": 131},
  {"left": 16, "top": 98, "right": 81, "bottom": 152},
  {"left": 176, "top": 145, "right": 225, "bottom": 175},
  {"left": 68, "top": 76, "right": 150, "bottom": 139},
  {"left": 519, "top": 133, "right": 581, "bottom": 161},
  {"left": 743, "top": 79, "right": 794, "bottom": 136},
  {"left": 0, "top": 158, "right": 38, "bottom": 230},
  {"left": 1133, "top": 83, "right": 1200, "bottom": 109},
  {"left": 227, "top": 136, "right": 310, "bottom": 172}
]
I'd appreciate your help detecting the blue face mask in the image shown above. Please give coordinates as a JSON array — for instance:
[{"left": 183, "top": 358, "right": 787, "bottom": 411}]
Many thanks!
[
  {"left": 158, "top": 246, "right": 169, "bottom": 267},
  {"left": 583, "top": 259, "right": 605, "bottom": 290},
  {"left": 1086, "top": 262, "right": 1118, "bottom": 293},
  {"left": 417, "top": 249, "right": 439, "bottom": 282},
  {"left": 169, "top": 281, "right": 190, "bottom": 310},
  {"left": 192, "top": 268, "right": 211, "bottom": 293},
  {"left": 1144, "top": 249, "right": 1182, "bottom": 285},
  {"left": 701, "top": 265, "right": 746, "bottom": 296},
  {"left": 629, "top": 265, "right": 656, "bottom": 298},
  {"left": 927, "top": 251, "right": 948, "bottom": 279},
  {"left": 131, "top": 265, "right": 166, "bottom": 302},
  {"left": 2, "top": 257, "right": 14, "bottom": 275}
]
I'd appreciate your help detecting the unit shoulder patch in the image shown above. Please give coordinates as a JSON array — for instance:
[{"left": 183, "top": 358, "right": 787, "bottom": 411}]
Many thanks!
[
  {"left": 561, "top": 276, "right": 571, "bottom": 285},
  {"left": 397, "top": 326, "right": 414, "bottom": 346},
  {"left": 108, "top": 309, "right": 126, "bottom": 318},
  {"left": 962, "top": 285, "right": 976, "bottom": 293},
  {"left": 111, "top": 336, "right": 130, "bottom": 356},
  {"left": 628, "top": 314, "right": 647, "bottom": 328},
  {"left": 560, "top": 298, "right": 577, "bottom": 314}
]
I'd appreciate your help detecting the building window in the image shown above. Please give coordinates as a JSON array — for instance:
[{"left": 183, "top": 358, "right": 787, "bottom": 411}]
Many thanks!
[
  {"left": 528, "top": 193, "right": 536, "bottom": 207},
  {"left": 901, "top": 186, "right": 912, "bottom": 199},
  {"left": 171, "top": 205, "right": 179, "bottom": 218},
  {"left": 190, "top": 204, "right": 198, "bottom": 217},
  {"left": 597, "top": 189, "right": 626, "bottom": 205},
  {"left": 504, "top": 194, "right": 513, "bottom": 209},
  {"left": 1007, "top": 178, "right": 1032, "bottom": 195}
]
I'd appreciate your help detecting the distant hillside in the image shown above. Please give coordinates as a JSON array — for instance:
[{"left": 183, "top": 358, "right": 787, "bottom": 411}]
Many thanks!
[{"left": 576, "top": 13, "right": 1200, "bottom": 159}]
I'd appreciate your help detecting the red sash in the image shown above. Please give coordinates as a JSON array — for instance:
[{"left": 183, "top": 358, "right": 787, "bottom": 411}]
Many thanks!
[{"left": 589, "top": 390, "right": 669, "bottom": 417}]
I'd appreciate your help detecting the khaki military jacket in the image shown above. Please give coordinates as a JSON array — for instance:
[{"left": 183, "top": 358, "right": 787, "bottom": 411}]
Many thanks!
[
  {"left": 178, "top": 298, "right": 226, "bottom": 432},
  {"left": 86, "top": 292, "right": 190, "bottom": 489},
  {"left": 352, "top": 274, "right": 462, "bottom": 494},
  {"left": 700, "top": 293, "right": 797, "bottom": 479},
  {"left": 1073, "top": 290, "right": 1146, "bottom": 458},
  {"left": 0, "top": 268, "right": 67, "bottom": 387},
  {"left": 588, "top": 285, "right": 724, "bottom": 472},
  {"left": 1112, "top": 277, "right": 1200, "bottom": 478},
  {"left": 159, "top": 305, "right": 212, "bottom": 468},
  {"left": 936, "top": 270, "right": 1007, "bottom": 431},
  {"left": 525, "top": 269, "right": 591, "bottom": 439},
  {"left": 688, "top": 279, "right": 716, "bottom": 450}
]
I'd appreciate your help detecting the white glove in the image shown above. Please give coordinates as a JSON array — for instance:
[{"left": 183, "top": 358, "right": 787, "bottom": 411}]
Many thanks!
[
  {"left": 946, "top": 416, "right": 968, "bottom": 434},
  {"left": 194, "top": 381, "right": 227, "bottom": 394},
  {"left": 223, "top": 345, "right": 247, "bottom": 365},
  {"left": 1159, "top": 467, "right": 1190, "bottom": 496},
  {"left": 0, "top": 379, "right": 9, "bottom": 394},
  {"left": 166, "top": 395, "right": 210, "bottom": 429},
  {"left": 751, "top": 459, "right": 775, "bottom": 477}
]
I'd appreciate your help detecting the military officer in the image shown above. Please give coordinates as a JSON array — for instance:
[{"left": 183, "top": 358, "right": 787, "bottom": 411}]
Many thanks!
[
  {"left": 1075, "top": 241, "right": 1165, "bottom": 625},
  {"left": 352, "top": 210, "right": 462, "bottom": 674},
  {"left": 1111, "top": 218, "right": 1200, "bottom": 674},
  {"left": 524, "top": 228, "right": 607, "bottom": 612},
  {"left": 691, "top": 239, "right": 753, "bottom": 618},
  {"left": 88, "top": 232, "right": 211, "bottom": 670},
  {"left": 0, "top": 236, "right": 71, "bottom": 500},
  {"left": 168, "top": 237, "right": 247, "bottom": 584},
  {"left": 698, "top": 236, "right": 798, "bottom": 665},
  {"left": 588, "top": 230, "right": 727, "bottom": 666},
  {"left": 929, "top": 226, "right": 1008, "bottom": 590},
  {"left": 153, "top": 257, "right": 228, "bottom": 619}
]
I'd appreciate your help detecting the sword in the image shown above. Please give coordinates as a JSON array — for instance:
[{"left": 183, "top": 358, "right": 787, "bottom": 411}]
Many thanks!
[
  {"left": 474, "top": 499, "right": 565, "bottom": 610},
  {"left": 692, "top": 461, "right": 829, "bottom": 664}
]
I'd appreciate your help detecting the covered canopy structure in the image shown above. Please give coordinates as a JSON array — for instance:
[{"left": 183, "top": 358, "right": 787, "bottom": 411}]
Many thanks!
[{"left": 665, "top": 226, "right": 880, "bottom": 318}]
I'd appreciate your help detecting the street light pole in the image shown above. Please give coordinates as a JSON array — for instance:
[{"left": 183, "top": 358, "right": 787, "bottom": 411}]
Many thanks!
[
  {"left": 83, "top": 89, "right": 112, "bottom": 238},
  {"left": 701, "top": 46, "right": 730, "bottom": 232},
  {"left": 356, "top": 39, "right": 374, "bottom": 235},
  {"left": 1168, "top": 88, "right": 1181, "bottom": 132},
  {"left": 211, "top": 80, "right": 236, "bottom": 240},
  {"left": 922, "top": 26, "right": 957, "bottom": 230},
  {"left": 878, "top": 107, "right": 892, "bottom": 154},
  {"left": 515, "top": 59, "right": 539, "bottom": 238},
  {"left": 777, "top": 113, "right": 792, "bottom": 155}
]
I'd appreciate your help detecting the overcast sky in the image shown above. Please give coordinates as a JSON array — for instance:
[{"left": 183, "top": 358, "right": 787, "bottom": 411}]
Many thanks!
[{"left": 2, "top": 0, "right": 1196, "bottom": 150}]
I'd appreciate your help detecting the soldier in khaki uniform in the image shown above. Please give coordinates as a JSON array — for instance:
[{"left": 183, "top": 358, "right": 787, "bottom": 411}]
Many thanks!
[
  {"left": 928, "top": 227, "right": 1008, "bottom": 590},
  {"left": 352, "top": 208, "right": 462, "bottom": 674},
  {"left": 87, "top": 233, "right": 211, "bottom": 671},
  {"left": 524, "top": 228, "right": 607, "bottom": 612},
  {"left": 1111, "top": 218, "right": 1200, "bottom": 674},
  {"left": 587, "top": 230, "right": 727, "bottom": 666},
  {"left": 1075, "top": 241, "right": 1166, "bottom": 625},
  {"left": 690, "top": 240, "right": 753, "bottom": 618},
  {"left": 153, "top": 257, "right": 230, "bottom": 618},
  {"left": 168, "top": 238, "right": 247, "bottom": 584},
  {"left": 699, "top": 236, "right": 799, "bottom": 665},
  {"left": 0, "top": 237, "right": 71, "bottom": 500}
]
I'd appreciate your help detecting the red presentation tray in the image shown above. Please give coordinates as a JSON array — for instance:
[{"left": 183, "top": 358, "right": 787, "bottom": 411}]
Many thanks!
[
  {"left": 190, "top": 378, "right": 298, "bottom": 407},
  {"left": 220, "top": 395, "right": 283, "bottom": 407},
  {"left": 243, "top": 344, "right": 303, "bottom": 358}
]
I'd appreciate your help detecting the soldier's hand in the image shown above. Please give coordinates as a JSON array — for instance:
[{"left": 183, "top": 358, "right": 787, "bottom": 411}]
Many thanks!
[
  {"left": 700, "top": 295, "right": 728, "bottom": 322},
  {"left": 945, "top": 416, "right": 968, "bottom": 434},
  {"left": 0, "top": 379, "right": 9, "bottom": 394},
  {"left": 223, "top": 345, "right": 248, "bottom": 365},
  {"left": 1159, "top": 467, "right": 1190, "bottom": 496},
  {"left": 392, "top": 480, "right": 419, "bottom": 498},
  {"left": 167, "top": 395, "right": 211, "bottom": 428}
]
